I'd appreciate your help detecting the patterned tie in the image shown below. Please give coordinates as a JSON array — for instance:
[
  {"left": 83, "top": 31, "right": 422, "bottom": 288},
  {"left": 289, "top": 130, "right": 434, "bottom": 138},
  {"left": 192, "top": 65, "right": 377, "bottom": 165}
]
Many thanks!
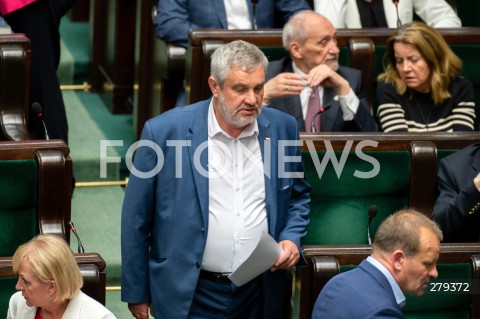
[{"left": 305, "top": 87, "right": 321, "bottom": 132}]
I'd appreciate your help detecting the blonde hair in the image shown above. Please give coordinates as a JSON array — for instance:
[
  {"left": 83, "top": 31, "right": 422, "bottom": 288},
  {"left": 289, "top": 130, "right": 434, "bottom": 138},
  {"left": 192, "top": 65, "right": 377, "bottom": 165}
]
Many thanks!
[
  {"left": 12, "top": 234, "right": 83, "bottom": 302},
  {"left": 378, "top": 21, "right": 462, "bottom": 105}
]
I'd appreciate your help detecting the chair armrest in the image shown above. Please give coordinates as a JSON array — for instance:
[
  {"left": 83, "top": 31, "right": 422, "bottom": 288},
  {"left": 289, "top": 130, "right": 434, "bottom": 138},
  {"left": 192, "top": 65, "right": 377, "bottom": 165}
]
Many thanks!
[
  {"left": 158, "top": 40, "right": 186, "bottom": 81},
  {"left": 36, "top": 149, "right": 72, "bottom": 242},
  {"left": 75, "top": 253, "right": 107, "bottom": 305},
  {"left": 0, "top": 34, "right": 32, "bottom": 140},
  {"left": 409, "top": 141, "right": 437, "bottom": 217}
]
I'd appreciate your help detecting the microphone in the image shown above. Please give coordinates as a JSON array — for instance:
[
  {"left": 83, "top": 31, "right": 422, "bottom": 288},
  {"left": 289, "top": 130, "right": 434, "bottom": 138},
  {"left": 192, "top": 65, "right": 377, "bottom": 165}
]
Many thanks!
[
  {"left": 367, "top": 205, "right": 378, "bottom": 245},
  {"left": 310, "top": 105, "right": 331, "bottom": 132},
  {"left": 31, "top": 102, "right": 49, "bottom": 140},
  {"left": 68, "top": 221, "right": 85, "bottom": 253},
  {"left": 251, "top": 0, "right": 259, "bottom": 30},
  {"left": 392, "top": 0, "right": 402, "bottom": 27}
]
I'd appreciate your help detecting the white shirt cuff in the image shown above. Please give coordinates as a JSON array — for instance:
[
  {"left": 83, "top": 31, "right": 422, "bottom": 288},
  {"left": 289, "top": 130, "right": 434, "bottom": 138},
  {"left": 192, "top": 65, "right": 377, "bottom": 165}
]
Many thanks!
[{"left": 338, "top": 88, "right": 359, "bottom": 121}]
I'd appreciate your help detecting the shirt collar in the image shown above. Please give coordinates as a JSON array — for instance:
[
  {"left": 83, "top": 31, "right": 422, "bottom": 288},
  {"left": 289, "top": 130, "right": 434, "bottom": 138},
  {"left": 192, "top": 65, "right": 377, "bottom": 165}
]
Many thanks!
[
  {"left": 367, "top": 256, "right": 406, "bottom": 307},
  {"left": 208, "top": 100, "right": 258, "bottom": 139}
]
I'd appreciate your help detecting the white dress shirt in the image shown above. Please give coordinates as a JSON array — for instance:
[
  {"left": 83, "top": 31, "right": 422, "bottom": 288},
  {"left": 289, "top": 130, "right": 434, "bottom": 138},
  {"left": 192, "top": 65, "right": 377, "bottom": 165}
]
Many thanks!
[
  {"left": 367, "top": 256, "right": 406, "bottom": 307},
  {"left": 224, "top": 0, "right": 252, "bottom": 29},
  {"left": 202, "top": 102, "right": 268, "bottom": 273}
]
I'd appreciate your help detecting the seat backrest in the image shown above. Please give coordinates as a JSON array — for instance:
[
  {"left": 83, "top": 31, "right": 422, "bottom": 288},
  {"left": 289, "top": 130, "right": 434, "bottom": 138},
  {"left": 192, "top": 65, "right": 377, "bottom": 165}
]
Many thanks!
[
  {"left": 0, "top": 33, "right": 31, "bottom": 140},
  {"left": 0, "top": 140, "right": 72, "bottom": 256},
  {"left": 300, "top": 132, "right": 480, "bottom": 245},
  {"left": 301, "top": 139, "right": 411, "bottom": 245},
  {"left": 0, "top": 252, "right": 107, "bottom": 316},
  {"left": 298, "top": 243, "right": 480, "bottom": 319}
]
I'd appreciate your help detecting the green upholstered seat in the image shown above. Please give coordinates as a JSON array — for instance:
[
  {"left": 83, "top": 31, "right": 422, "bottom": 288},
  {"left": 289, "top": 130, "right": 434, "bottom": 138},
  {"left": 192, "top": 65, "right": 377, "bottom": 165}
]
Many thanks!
[
  {"left": 0, "top": 160, "right": 37, "bottom": 256},
  {"left": 302, "top": 150, "right": 410, "bottom": 245},
  {"left": 260, "top": 46, "right": 288, "bottom": 62},
  {"left": 0, "top": 277, "right": 16, "bottom": 316}
]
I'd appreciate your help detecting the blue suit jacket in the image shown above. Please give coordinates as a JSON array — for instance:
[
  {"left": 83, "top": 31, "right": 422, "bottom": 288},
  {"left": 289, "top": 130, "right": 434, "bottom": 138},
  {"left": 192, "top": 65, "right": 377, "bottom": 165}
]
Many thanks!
[
  {"left": 432, "top": 142, "right": 480, "bottom": 242},
  {"left": 154, "top": 0, "right": 310, "bottom": 48},
  {"left": 312, "top": 260, "right": 404, "bottom": 319},
  {"left": 266, "top": 57, "right": 378, "bottom": 132},
  {"left": 121, "top": 99, "right": 311, "bottom": 319}
]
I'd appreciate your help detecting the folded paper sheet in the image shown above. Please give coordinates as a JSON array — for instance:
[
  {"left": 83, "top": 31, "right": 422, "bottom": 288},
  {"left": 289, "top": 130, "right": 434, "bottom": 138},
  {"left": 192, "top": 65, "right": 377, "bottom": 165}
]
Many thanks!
[{"left": 228, "top": 232, "right": 282, "bottom": 286}]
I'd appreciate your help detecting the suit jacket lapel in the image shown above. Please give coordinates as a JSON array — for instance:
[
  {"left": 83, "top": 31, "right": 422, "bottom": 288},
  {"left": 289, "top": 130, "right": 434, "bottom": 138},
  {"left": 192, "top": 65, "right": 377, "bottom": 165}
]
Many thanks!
[
  {"left": 257, "top": 114, "right": 277, "bottom": 235},
  {"left": 211, "top": 0, "right": 228, "bottom": 27},
  {"left": 286, "top": 95, "right": 305, "bottom": 131},
  {"left": 321, "top": 87, "right": 340, "bottom": 132},
  {"left": 281, "top": 59, "right": 306, "bottom": 131},
  {"left": 471, "top": 150, "right": 480, "bottom": 179},
  {"left": 187, "top": 103, "right": 210, "bottom": 228}
]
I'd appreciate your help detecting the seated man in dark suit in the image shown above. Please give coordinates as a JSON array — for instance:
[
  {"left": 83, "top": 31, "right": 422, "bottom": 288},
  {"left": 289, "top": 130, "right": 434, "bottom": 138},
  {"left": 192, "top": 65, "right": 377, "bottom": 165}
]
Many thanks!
[
  {"left": 154, "top": 0, "right": 310, "bottom": 106},
  {"left": 264, "top": 10, "right": 378, "bottom": 132},
  {"left": 432, "top": 143, "right": 480, "bottom": 242},
  {"left": 155, "top": 0, "right": 310, "bottom": 48},
  {"left": 312, "top": 209, "right": 442, "bottom": 319}
]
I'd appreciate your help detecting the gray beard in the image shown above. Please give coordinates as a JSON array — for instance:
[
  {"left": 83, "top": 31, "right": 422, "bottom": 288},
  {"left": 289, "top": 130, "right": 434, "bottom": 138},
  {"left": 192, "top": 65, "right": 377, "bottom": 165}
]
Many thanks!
[{"left": 217, "top": 93, "right": 260, "bottom": 128}]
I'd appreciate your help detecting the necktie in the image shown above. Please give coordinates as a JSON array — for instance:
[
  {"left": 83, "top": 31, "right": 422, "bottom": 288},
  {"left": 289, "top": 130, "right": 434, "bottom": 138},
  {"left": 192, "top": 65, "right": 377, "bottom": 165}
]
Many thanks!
[{"left": 305, "top": 87, "right": 321, "bottom": 132}]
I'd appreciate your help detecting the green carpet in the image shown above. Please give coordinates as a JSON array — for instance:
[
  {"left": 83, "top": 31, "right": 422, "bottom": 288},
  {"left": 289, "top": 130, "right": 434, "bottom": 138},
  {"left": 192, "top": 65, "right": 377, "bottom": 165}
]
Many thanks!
[
  {"left": 58, "top": 39, "right": 75, "bottom": 85},
  {"left": 64, "top": 90, "right": 122, "bottom": 181},
  {"left": 59, "top": 18, "right": 90, "bottom": 83},
  {"left": 70, "top": 186, "right": 123, "bottom": 286},
  {"left": 59, "top": 14, "right": 134, "bottom": 318}
]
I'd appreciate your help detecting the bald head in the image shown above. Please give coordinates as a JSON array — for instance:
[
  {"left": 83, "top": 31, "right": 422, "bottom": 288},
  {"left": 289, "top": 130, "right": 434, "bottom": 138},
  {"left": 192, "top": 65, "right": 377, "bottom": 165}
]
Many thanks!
[
  {"left": 282, "top": 10, "right": 340, "bottom": 73},
  {"left": 282, "top": 11, "right": 333, "bottom": 51}
]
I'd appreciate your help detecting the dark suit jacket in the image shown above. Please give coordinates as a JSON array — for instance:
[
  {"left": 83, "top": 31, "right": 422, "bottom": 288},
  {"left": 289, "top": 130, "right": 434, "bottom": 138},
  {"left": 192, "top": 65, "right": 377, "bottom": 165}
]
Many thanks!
[
  {"left": 432, "top": 143, "right": 480, "bottom": 242},
  {"left": 266, "top": 57, "right": 378, "bottom": 132},
  {"left": 154, "top": 0, "right": 310, "bottom": 48},
  {"left": 121, "top": 99, "right": 311, "bottom": 319},
  {"left": 312, "top": 260, "right": 404, "bottom": 319}
]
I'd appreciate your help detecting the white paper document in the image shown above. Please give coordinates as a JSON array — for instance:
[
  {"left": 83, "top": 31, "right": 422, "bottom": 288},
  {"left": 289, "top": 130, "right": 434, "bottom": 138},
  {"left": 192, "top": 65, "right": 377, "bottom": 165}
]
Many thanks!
[{"left": 228, "top": 232, "right": 282, "bottom": 286}]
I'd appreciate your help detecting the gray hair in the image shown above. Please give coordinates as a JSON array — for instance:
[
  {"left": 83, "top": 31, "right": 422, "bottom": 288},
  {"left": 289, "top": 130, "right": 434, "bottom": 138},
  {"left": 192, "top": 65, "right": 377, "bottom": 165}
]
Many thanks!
[
  {"left": 282, "top": 10, "right": 317, "bottom": 52},
  {"left": 210, "top": 40, "right": 268, "bottom": 88},
  {"left": 372, "top": 209, "right": 443, "bottom": 257}
]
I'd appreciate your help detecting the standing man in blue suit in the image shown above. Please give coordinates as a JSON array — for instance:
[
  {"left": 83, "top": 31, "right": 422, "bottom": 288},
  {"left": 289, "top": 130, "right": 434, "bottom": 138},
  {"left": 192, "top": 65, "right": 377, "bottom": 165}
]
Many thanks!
[
  {"left": 264, "top": 11, "right": 378, "bottom": 132},
  {"left": 155, "top": 0, "right": 310, "bottom": 48},
  {"left": 312, "top": 209, "right": 442, "bottom": 319},
  {"left": 121, "top": 40, "right": 311, "bottom": 319}
]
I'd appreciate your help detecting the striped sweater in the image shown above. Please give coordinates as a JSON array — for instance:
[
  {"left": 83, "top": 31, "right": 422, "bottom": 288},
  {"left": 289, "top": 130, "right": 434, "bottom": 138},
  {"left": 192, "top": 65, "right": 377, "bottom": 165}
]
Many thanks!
[{"left": 376, "top": 77, "right": 476, "bottom": 132}]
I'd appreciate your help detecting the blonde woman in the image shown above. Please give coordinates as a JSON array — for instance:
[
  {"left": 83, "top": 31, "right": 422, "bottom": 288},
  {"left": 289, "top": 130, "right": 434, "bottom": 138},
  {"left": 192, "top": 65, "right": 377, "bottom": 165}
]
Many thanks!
[
  {"left": 376, "top": 21, "right": 476, "bottom": 132},
  {"left": 7, "top": 235, "right": 116, "bottom": 319}
]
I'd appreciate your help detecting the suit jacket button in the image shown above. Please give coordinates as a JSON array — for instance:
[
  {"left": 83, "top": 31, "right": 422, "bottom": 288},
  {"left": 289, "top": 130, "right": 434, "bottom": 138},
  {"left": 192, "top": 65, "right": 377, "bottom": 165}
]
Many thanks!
[{"left": 196, "top": 261, "right": 201, "bottom": 268}]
